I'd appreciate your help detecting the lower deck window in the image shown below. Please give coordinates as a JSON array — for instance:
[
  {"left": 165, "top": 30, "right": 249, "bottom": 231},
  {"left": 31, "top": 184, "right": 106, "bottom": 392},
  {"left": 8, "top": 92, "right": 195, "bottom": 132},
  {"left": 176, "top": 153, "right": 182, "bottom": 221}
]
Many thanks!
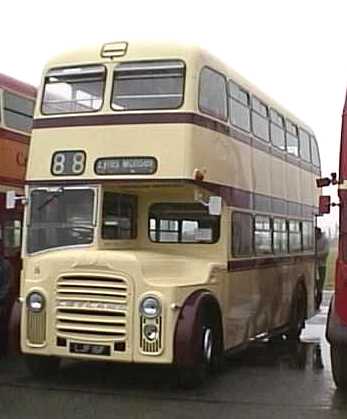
[
  {"left": 289, "top": 220, "right": 302, "bottom": 252},
  {"left": 254, "top": 215, "right": 272, "bottom": 254},
  {"left": 149, "top": 203, "right": 220, "bottom": 243},
  {"left": 232, "top": 212, "right": 253, "bottom": 257}
]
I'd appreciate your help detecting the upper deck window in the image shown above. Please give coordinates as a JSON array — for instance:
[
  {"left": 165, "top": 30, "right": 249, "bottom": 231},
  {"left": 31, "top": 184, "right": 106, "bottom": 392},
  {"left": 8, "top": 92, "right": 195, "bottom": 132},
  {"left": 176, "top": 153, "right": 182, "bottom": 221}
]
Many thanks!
[
  {"left": 111, "top": 60, "right": 185, "bottom": 111},
  {"left": 228, "top": 80, "right": 250, "bottom": 132},
  {"left": 199, "top": 67, "right": 228, "bottom": 121},
  {"left": 270, "top": 109, "right": 285, "bottom": 150},
  {"left": 299, "top": 129, "right": 311, "bottom": 162},
  {"left": 42, "top": 65, "right": 106, "bottom": 115},
  {"left": 3, "top": 92, "right": 34, "bottom": 133},
  {"left": 251, "top": 97, "right": 269, "bottom": 142},
  {"left": 311, "top": 136, "right": 320, "bottom": 168},
  {"left": 286, "top": 119, "right": 299, "bottom": 157}
]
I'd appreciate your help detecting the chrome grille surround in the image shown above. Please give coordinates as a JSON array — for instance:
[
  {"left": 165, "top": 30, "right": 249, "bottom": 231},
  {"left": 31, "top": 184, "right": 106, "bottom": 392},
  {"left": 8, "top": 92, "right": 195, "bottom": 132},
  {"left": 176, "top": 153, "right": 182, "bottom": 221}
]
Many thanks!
[{"left": 55, "top": 274, "right": 129, "bottom": 344}]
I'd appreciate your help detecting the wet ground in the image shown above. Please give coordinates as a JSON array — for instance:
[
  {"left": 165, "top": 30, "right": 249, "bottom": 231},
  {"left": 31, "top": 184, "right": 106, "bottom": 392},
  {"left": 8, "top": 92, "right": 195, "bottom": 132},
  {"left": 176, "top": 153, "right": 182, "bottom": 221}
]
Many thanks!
[{"left": 1, "top": 291, "right": 346, "bottom": 419}]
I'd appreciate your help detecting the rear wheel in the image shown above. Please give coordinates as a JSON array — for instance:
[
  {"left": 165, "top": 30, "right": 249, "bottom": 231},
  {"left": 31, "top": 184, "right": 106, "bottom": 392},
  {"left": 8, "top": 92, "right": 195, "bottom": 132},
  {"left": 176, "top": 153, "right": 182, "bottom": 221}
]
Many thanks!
[
  {"left": 331, "top": 345, "right": 347, "bottom": 390},
  {"left": 178, "top": 309, "right": 223, "bottom": 388},
  {"left": 286, "top": 284, "right": 306, "bottom": 340},
  {"left": 25, "top": 355, "right": 61, "bottom": 378}
]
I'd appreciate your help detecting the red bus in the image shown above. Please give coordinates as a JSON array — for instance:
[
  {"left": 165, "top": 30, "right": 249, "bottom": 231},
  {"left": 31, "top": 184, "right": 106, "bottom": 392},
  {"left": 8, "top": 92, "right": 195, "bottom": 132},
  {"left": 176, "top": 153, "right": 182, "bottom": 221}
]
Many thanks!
[
  {"left": 324, "top": 92, "right": 347, "bottom": 389},
  {"left": 0, "top": 73, "right": 36, "bottom": 355}
]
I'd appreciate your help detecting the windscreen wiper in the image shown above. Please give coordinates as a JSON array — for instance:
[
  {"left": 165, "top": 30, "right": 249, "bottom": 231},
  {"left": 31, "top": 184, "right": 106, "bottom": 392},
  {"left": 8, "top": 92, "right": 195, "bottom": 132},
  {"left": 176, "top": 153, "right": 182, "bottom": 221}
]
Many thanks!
[{"left": 37, "top": 187, "right": 64, "bottom": 211}]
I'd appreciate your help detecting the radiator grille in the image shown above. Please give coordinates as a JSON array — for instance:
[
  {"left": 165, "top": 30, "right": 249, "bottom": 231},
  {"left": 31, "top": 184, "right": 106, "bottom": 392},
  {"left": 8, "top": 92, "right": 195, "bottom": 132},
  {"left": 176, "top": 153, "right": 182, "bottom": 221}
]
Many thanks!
[
  {"left": 56, "top": 275, "right": 128, "bottom": 342},
  {"left": 27, "top": 309, "right": 46, "bottom": 345}
]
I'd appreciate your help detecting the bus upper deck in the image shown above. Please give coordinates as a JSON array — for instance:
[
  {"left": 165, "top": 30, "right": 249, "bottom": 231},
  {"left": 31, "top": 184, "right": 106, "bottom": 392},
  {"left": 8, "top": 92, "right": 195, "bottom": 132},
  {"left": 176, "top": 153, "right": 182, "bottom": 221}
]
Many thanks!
[{"left": 28, "top": 42, "right": 320, "bottom": 217}]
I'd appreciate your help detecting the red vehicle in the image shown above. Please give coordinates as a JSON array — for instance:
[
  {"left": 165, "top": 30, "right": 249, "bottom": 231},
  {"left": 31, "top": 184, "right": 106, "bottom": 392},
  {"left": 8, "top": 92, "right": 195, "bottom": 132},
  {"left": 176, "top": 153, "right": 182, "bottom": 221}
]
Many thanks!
[
  {"left": 0, "top": 73, "right": 36, "bottom": 355},
  {"left": 324, "top": 92, "right": 347, "bottom": 389}
]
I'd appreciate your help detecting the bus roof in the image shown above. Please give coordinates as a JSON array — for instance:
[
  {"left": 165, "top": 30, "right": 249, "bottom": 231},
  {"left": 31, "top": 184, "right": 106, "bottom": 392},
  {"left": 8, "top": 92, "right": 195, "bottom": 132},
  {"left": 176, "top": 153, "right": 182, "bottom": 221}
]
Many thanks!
[
  {"left": 44, "top": 41, "right": 314, "bottom": 135},
  {"left": 0, "top": 73, "right": 36, "bottom": 99}
]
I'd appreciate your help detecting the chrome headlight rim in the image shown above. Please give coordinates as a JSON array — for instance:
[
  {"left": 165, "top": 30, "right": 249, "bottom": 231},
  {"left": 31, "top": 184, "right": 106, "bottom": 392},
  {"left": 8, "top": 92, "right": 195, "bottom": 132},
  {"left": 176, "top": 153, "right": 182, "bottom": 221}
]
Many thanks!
[
  {"left": 26, "top": 291, "right": 45, "bottom": 313},
  {"left": 139, "top": 295, "right": 161, "bottom": 319}
]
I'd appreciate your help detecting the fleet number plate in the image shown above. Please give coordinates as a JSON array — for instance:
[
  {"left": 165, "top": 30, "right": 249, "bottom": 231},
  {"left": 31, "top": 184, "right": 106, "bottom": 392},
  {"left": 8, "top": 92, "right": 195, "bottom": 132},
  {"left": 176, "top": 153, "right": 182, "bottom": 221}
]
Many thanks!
[{"left": 70, "top": 342, "right": 110, "bottom": 356}]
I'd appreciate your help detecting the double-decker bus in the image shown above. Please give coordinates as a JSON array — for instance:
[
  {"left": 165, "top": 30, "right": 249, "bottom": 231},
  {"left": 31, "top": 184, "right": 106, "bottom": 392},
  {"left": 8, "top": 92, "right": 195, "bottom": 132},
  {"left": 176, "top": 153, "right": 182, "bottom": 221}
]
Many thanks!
[
  {"left": 0, "top": 73, "right": 36, "bottom": 354},
  {"left": 20, "top": 42, "right": 320, "bottom": 385},
  {"left": 326, "top": 92, "right": 347, "bottom": 389}
]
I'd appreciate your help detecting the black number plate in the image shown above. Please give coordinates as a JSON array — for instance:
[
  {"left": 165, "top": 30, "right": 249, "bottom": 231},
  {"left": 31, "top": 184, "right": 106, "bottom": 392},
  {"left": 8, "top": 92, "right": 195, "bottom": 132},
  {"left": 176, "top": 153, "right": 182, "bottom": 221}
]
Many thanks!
[{"left": 70, "top": 342, "right": 110, "bottom": 356}]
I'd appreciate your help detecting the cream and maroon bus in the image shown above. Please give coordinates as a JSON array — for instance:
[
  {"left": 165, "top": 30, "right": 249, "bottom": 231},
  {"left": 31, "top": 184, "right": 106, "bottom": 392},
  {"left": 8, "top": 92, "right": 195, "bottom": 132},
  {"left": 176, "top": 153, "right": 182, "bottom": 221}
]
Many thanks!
[
  {"left": 0, "top": 73, "right": 35, "bottom": 354},
  {"left": 19, "top": 42, "right": 320, "bottom": 385}
]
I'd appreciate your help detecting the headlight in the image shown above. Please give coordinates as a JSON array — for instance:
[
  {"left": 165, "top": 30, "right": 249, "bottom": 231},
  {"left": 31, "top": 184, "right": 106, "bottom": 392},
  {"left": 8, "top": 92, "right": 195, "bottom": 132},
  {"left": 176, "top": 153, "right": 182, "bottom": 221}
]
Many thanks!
[
  {"left": 26, "top": 292, "right": 45, "bottom": 313},
  {"left": 140, "top": 296, "right": 161, "bottom": 318},
  {"left": 144, "top": 324, "right": 158, "bottom": 341}
]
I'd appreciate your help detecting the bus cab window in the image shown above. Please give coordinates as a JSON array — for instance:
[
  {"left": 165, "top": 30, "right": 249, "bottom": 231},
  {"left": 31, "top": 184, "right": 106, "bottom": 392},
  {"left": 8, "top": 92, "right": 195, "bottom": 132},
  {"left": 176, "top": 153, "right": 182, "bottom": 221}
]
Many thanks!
[{"left": 102, "top": 193, "right": 137, "bottom": 240}]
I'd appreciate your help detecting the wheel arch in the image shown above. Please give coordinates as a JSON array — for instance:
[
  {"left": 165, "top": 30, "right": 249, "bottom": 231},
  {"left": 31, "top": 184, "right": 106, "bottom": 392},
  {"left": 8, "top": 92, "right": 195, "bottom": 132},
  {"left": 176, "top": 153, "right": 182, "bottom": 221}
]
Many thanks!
[{"left": 173, "top": 289, "right": 223, "bottom": 368}]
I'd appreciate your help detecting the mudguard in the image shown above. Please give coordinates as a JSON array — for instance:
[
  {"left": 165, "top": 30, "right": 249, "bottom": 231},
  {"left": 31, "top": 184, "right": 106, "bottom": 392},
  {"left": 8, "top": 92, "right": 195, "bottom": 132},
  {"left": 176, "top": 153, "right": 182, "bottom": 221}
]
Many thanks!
[
  {"left": 174, "top": 290, "right": 222, "bottom": 368},
  {"left": 326, "top": 295, "right": 347, "bottom": 346},
  {"left": 7, "top": 300, "right": 22, "bottom": 354}
]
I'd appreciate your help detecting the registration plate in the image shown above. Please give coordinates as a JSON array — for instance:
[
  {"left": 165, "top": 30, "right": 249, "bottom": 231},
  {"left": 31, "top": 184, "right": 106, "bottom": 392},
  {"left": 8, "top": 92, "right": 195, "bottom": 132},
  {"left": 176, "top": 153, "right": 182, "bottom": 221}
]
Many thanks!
[{"left": 70, "top": 342, "right": 110, "bottom": 356}]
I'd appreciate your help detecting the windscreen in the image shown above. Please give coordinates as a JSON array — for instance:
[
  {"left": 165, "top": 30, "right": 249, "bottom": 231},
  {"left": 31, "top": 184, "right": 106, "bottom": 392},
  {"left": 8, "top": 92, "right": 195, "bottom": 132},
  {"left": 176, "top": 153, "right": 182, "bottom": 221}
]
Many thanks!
[
  {"left": 27, "top": 188, "right": 95, "bottom": 253},
  {"left": 111, "top": 60, "right": 185, "bottom": 110},
  {"left": 42, "top": 65, "right": 106, "bottom": 114}
]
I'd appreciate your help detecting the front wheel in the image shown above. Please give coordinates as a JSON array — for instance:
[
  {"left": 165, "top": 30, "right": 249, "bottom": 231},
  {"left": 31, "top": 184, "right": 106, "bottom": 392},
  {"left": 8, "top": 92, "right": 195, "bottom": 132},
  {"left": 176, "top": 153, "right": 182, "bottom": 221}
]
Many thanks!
[
  {"left": 177, "top": 311, "right": 223, "bottom": 388},
  {"left": 25, "top": 355, "right": 61, "bottom": 378},
  {"left": 331, "top": 345, "right": 347, "bottom": 390}
]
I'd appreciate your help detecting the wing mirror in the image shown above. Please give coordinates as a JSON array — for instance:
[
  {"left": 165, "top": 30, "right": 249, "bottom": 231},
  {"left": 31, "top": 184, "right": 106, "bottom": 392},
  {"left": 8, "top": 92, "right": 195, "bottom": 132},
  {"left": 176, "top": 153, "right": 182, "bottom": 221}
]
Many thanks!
[
  {"left": 208, "top": 196, "right": 222, "bottom": 215},
  {"left": 6, "top": 191, "right": 27, "bottom": 209}
]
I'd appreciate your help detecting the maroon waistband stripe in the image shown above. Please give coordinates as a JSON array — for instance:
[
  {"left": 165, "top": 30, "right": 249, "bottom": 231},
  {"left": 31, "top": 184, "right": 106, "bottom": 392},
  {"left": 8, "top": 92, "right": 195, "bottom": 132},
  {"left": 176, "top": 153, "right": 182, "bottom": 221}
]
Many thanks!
[{"left": 228, "top": 254, "right": 316, "bottom": 271}]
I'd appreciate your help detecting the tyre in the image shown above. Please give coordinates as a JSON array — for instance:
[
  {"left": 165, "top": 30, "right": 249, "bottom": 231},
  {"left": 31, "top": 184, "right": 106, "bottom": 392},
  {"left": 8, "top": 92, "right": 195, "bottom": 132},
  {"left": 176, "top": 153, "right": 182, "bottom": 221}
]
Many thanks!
[
  {"left": 331, "top": 345, "right": 347, "bottom": 390},
  {"left": 178, "top": 308, "right": 223, "bottom": 389},
  {"left": 25, "top": 355, "right": 61, "bottom": 378},
  {"left": 286, "top": 284, "right": 306, "bottom": 340}
]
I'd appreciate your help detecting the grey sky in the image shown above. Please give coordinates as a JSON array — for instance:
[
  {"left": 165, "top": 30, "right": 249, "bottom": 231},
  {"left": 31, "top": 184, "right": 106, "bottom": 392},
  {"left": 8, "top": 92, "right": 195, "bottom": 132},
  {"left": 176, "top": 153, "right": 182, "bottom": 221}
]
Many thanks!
[{"left": 2, "top": 0, "right": 344, "bottom": 228}]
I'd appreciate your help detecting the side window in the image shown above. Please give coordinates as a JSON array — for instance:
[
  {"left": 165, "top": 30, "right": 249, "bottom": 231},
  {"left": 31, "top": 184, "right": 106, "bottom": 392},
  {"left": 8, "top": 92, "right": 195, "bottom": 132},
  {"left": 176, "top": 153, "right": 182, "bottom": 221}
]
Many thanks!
[
  {"left": 270, "top": 109, "right": 285, "bottom": 150},
  {"left": 273, "top": 218, "right": 288, "bottom": 254},
  {"left": 3, "top": 220, "right": 22, "bottom": 257},
  {"left": 310, "top": 136, "right": 320, "bottom": 168},
  {"left": 289, "top": 220, "right": 301, "bottom": 252},
  {"left": 251, "top": 97, "right": 269, "bottom": 142},
  {"left": 232, "top": 212, "right": 253, "bottom": 257},
  {"left": 102, "top": 193, "right": 137, "bottom": 240},
  {"left": 199, "top": 67, "right": 228, "bottom": 121},
  {"left": 3, "top": 91, "right": 35, "bottom": 133},
  {"left": 302, "top": 221, "right": 313, "bottom": 250},
  {"left": 299, "top": 129, "right": 311, "bottom": 162},
  {"left": 286, "top": 120, "right": 299, "bottom": 157},
  {"left": 254, "top": 215, "right": 272, "bottom": 254},
  {"left": 228, "top": 80, "right": 250, "bottom": 132}
]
